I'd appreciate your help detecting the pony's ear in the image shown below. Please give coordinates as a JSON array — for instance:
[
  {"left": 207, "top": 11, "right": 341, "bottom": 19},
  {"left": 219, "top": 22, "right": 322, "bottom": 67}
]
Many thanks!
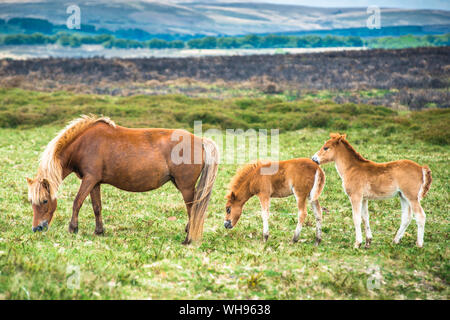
[
  {"left": 26, "top": 177, "right": 34, "bottom": 186},
  {"left": 340, "top": 133, "right": 347, "bottom": 140},
  {"left": 329, "top": 132, "right": 340, "bottom": 139},
  {"left": 41, "top": 179, "right": 50, "bottom": 192},
  {"left": 229, "top": 192, "right": 236, "bottom": 201}
]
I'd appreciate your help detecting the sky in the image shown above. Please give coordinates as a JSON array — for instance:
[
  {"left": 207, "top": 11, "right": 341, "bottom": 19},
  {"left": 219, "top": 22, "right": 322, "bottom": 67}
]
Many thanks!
[
  {"left": 0, "top": 0, "right": 448, "bottom": 11},
  {"left": 256, "top": 0, "right": 449, "bottom": 10}
]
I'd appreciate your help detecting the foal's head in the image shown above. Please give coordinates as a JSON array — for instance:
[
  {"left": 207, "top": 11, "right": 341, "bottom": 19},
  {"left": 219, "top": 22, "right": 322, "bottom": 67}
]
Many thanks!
[
  {"left": 224, "top": 191, "right": 244, "bottom": 229},
  {"left": 26, "top": 178, "right": 57, "bottom": 232},
  {"left": 312, "top": 133, "right": 347, "bottom": 165}
]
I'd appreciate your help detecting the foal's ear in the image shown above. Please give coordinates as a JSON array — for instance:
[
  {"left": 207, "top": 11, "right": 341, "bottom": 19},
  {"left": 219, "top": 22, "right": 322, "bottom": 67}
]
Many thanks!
[
  {"left": 41, "top": 178, "right": 50, "bottom": 192},
  {"left": 226, "top": 192, "right": 236, "bottom": 201},
  {"left": 329, "top": 132, "right": 340, "bottom": 139},
  {"left": 340, "top": 133, "right": 347, "bottom": 140},
  {"left": 26, "top": 177, "right": 34, "bottom": 186}
]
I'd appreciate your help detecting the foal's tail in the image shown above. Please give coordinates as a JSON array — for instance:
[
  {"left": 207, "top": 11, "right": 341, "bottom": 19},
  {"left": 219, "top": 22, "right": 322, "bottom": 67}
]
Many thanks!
[
  {"left": 309, "top": 166, "right": 326, "bottom": 201},
  {"left": 187, "top": 138, "right": 219, "bottom": 243},
  {"left": 420, "top": 165, "right": 432, "bottom": 200}
]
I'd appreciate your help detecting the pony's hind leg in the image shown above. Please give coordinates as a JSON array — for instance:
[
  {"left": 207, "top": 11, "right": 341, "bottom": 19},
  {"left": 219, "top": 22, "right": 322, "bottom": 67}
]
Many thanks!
[
  {"left": 292, "top": 192, "right": 307, "bottom": 243},
  {"left": 361, "top": 199, "right": 373, "bottom": 248},
  {"left": 393, "top": 195, "right": 412, "bottom": 244},
  {"left": 258, "top": 194, "right": 271, "bottom": 242},
  {"left": 310, "top": 199, "right": 322, "bottom": 246},
  {"left": 69, "top": 176, "right": 98, "bottom": 234},
  {"left": 410, "top": 199, "right": 426, "bottom": 248},
  {"left": 175, "top": 183, "right": 195, "bottom": 244},
  {"left": 90, "top": 183, "right": 104, "bottom": 235}
]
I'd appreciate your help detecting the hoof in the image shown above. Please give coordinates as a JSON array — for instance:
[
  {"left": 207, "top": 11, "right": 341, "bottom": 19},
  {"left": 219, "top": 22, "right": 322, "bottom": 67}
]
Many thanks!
[
  {"left": 353, "top": 242, "right": 362, "bottom": 249},
  {"left": 416, "top": 241, "right": 423, "bottom": 248},
  {"left": 393, "top": 238, "right": 400, "bottom": 245},
  {"left": 365, "top": 238, "right": 372, "bottom": 249},
  {"left": 263, "top": 234, "right": 269, "bottom": 242},
  {"left": 292, "top": 236, "right": 298, "bottom": 244},
  {"left": 182, "top": 235, "right": 191, "bottom": 245},
  {"left": 94, "top": 228, "right": 104, "bottom": 235},
  {"left": 315, "top": 238, "right": 321, "bottom": 246},
  {"left": 68, "top": 224, "right": 78, "bottom": 234}
]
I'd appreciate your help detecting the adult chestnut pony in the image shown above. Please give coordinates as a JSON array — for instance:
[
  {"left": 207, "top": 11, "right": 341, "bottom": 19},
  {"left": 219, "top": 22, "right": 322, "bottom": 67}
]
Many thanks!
[
  {"left": 26, "top": 115, "right": 219, "bottom": 244},
  {"left": 224, "top": 159, "right": 325, "bottom": 244},
  {"left": 312, "top": 133, "right": 432, "bottom": 248}
]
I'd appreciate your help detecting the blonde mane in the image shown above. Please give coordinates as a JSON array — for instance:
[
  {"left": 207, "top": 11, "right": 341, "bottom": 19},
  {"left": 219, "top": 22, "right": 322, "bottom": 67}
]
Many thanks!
[
  {"left": 228, "top": 161, "right": 263, "bottom": 193},
  {"left": 30, "top": 115, "right": 115, "bottom": 204}
]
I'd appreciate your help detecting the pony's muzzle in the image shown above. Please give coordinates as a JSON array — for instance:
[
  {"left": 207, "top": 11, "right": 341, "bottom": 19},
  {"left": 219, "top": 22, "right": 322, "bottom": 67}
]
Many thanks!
[
  {"left": 312, "top": 155, "right": 320, "bottom": 164},
  {"left": 224, "top": 220, "right": 233, "bottom": 229},
  {"left": 32, "top": 220, "right": 48, "bottom": 232}
]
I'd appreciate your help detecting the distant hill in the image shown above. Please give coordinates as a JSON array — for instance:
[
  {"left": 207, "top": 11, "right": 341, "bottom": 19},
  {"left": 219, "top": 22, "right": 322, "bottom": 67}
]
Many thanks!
[{"left": 0, "top": 0, "right": 449, "bottom": 36}]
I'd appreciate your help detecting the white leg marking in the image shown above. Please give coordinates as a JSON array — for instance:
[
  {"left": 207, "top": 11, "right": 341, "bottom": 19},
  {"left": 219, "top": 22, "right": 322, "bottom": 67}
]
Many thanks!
[
  {"left": 350, "top": 196, "right": 363, "bottom": 248},
  {"left": 311, "top": 200, "right": 322, "bottom": 244},
  {"left": 361, "top": 199, "right": 372, "bottom": 241},
  {"left": 394, "top": 196, "right": 412, "bottom": 244}
]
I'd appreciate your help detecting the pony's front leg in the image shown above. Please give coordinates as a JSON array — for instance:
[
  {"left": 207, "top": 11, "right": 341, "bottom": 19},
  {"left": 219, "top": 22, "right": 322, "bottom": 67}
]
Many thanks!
[
  {"left": 69, "top": 176, "right": 98, "bottom": 234},
  {"left": 349, "top": 195, "right": 363, "bottom": 248},
  {"left": 258, "top": 194, "right": 270, "bottom": 242},
  {"left": 361, "top": 199, "right": 373, "bottom": 248},
  {"left": 90, "top": 183, "right": 104, "bottom": 235}
]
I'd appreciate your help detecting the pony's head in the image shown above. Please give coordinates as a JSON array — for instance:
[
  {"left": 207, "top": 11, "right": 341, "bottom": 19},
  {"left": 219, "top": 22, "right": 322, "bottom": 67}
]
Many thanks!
[
  {"left": 224, "top": 191, "right": 244, "bottom": 229},
  {"left": 312, "top": 132, "right": 347, "bottom": 165},
  {"left": 26, "top": 177, "right": 57, "bottom": 232}
]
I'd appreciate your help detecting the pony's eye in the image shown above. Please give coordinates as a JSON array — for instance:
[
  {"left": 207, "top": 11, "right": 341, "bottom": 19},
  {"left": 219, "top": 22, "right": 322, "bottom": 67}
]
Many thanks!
[
  {"left": 324, "top": 147, "right": 329, "bottom": 151},
  {"left": 43, "top": 199, "right": 48, "bottom": 204},
  {"left": 226, "top": 207, "right": 231, "bottom": 214}
]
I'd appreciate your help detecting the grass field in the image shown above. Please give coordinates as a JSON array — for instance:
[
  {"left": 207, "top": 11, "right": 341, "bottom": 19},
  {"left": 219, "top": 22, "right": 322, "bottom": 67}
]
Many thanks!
[{"left": 0, "top": 89, "right": 448, "bottom": 299}]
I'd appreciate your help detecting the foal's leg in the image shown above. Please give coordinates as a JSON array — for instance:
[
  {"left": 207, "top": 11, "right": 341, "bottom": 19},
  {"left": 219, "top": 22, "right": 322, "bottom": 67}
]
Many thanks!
[
  {"left": 258, "top": 194, "right": 271, "bottom": 242},
  {"left": 410, "top": 199, "right": 426, "bottom": 248},
  {"left": 310, "top": 199, "right": 322, "bottom": 245},
  {"left": 292, "top": 194, "right": 307, "bottom": 243},
  {"left": 90, "top": 183, "right": 104, "bottom": 235},
  {"left": 349, "top": 195, "right": 363, "bottom": 248},
  {"left": 393, "top": 195, "right": 412, "bottom": 244},
  {"left": 69, "top": 176, "right": 98, "bottom": 234},
  {"left": 361, "top": 199, "right": 373, "bottom": 248}
]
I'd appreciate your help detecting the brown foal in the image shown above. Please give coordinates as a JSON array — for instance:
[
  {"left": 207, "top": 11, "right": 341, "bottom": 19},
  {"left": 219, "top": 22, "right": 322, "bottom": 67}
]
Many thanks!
[
  {"left": 312, "top": 133, "right": 432, "bottom": 248},
  {"left": 224, "top": 159, "right": 325, "bottom": 244},
  {"left": 27, "top": 115, "right": 219, "bottom": 244}
]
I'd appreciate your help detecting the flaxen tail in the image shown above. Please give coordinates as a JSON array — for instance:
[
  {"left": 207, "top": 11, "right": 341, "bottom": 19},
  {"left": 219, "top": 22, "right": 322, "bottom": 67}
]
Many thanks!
[
  {"left": 187, "top": 138, "right": 219, "bottom": 243},
  {"left": 420, "top": 165, "right": 432, "bottom": 200},
  {"left": 309, "top": 166, "right": 326, "bottom": 201}
]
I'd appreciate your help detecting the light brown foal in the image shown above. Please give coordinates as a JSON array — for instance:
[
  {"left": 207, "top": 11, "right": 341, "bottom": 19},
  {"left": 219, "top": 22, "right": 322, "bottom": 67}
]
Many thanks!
[
  {"left": 312, "top": 133, "right": 432, "bottom": 248},
  {"left": 224, "top": 159, "right": 325, "bottom": 244}
]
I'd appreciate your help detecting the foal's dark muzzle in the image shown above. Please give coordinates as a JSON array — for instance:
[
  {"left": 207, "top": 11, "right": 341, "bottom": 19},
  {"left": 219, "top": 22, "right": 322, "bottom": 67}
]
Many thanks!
[
  {"left": 224, "top": 220, "right": 233, "bottom": 229},
  {"left": 32, "top": 220, "right": 48, "bottom": 232},
  {"left": 311, "top": 156, "right": 320, "bottom": 165}
]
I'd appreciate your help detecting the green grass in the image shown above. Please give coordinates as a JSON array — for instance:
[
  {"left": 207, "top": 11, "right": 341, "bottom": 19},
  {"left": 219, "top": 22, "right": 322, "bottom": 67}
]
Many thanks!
[{"left": 0, "top": 89, "right": 449, "bottom": 299}]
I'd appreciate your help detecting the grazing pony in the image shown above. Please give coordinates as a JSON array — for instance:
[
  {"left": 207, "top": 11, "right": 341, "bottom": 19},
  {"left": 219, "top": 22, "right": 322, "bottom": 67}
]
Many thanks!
[
  {"left": 224, "top": 159, "right": 325, "bottom": 244},
  {"left": 312, "top": 133, "right": 432, "bottom": 248},
  {"left": 26, "top": 115, "right": 219, "bottom": 244}
]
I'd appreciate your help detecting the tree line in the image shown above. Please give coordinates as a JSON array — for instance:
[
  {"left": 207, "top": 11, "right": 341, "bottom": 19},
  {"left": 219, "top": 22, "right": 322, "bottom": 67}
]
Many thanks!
[{"left": 0, "top": 32, "right": 448, "bottom": 50}]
